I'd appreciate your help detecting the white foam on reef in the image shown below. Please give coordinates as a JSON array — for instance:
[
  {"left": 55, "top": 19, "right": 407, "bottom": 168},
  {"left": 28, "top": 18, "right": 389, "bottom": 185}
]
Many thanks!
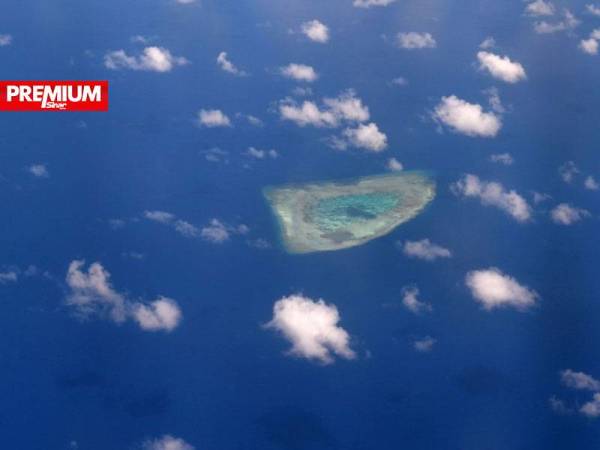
[{"left": 263, "top": 172, "right": 436, "bottom": 254}]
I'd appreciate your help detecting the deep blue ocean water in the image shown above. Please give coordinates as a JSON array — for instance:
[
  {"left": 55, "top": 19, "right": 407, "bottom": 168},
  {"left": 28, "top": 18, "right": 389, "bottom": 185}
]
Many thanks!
[{"left": 1, "top": 0, "right": 600, "bottom": 449}]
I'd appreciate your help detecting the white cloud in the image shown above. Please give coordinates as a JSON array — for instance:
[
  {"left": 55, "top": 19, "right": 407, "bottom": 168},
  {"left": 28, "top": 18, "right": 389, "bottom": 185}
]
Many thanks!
[
  {"left": 280, "top": 63, "right": 318, "bottom": 82},
  {"left": 433, "top": 95, "right": 502, "bottom": 138},
  {"left": 584, "top": 176, "right": 599, "bottom": 190},
  {"left": 29, "top": 164, "right": 49, "bottom": 178},
  {"left": 579, "top": 29, "right": 600, "bottom": 55},
  {"left": 414, "top": 336, "right": 436, "bottom": 352},
  {"left": 66, "top": 260, "right": 182, "bottom": 332},
  {"left": 533, "top": 191, "right": 552, "bottom": 204},
  {"left": 353, "top": 0, "right": 396, "bottom": 8},
  {"left": 341, "top": 122, "right": 388, "bottom": 152},
  {"left": 549, "top": 396, "right": 573, "bottom": 415},
  {"left": 145, "top": 211, "right": 240, "bottom": 242},
  {"left": 452, "top": 174, "right": 532, "bottom": 222},
  {"left": 142, "top": 435, "right": 194, "bottom": 450},
  {"left": 0, "top": 34, "right": 12, "bottom": 46},
  {"left": 174, "top": 220, "right": 200, "bottom": 238},
  {"left": 477, "top": 51, "right": 527, "bottom": 83},
  {"left": 246, "top": 115, "right": 264, "bottom": 127},
  {"left": 550, "top": 203, "right": 590, "bottom": 225},
  {"left": 402, "top": 239, "right": 452, "bottom": 261},
  {"left": 581, "top": 394, "right": 600, "bottom": 418},
  {"left": 301, "top": 20, "right": 329, "bottom": 43},
  {"left": 132, "top": 297, "right": 182, "bottom": 332},
  {"left": 387, "top": 157, "right": 403, "bottom": 171},
  {"left": 216, "top": 51, "right": 247, "bottom": 76},
  {"left": 197, "top": 109, "right": 232, "bottom": 128},
  {"left": 323, "top": 90, "right": 370, "bottom": 122},
  {"left": 490, "top": 153, "right": 514, "bottom": 165},
  {"left": 561, "top": 369, "right": 600, "bottom": 391},
  {"left": 558, "top": 161, "right": 579, "bottom": 183},
  {"left": 534, "top": 10, "right": 579, "bottom": 34},
  {"left": 104, "top": 46, "right": 188, "bottom": 72},
  {"left": 397, "top": 32, "right": 436, "bottom": 49},
  {"left": 246, "top": 147, "right": 278, "bottom": 159},
  {"left": 588, "top": 4, "right": 600, "bottom": 16},
  {"left": 176, "top": 0, "right": 197, "bottom": 3},
  {"left": 265, "top": 294, "right": 356, "bottom": 364},
  {"left": 479, "top": 37, "right": 496, "bottom": 49},
  {"left": 279, "top": 90, "right": 369, "bottom": 128},
  {"left": 200, "top": 218, "right": 230, "bottom": 243},
  {"left": 402, "top": 286, "right": 432, "bottom": 314},
  {"left": 279, "top": 100, "right": 337, "bottom": 127},
  {"left": 144, "top": 210, "right": 175, "bottom": 224},
  {"left": 580, "top": 38, "right": 599, "bottom": 55},
  {"left": 465, "top": 268, "right": 538, "bottom": 311},
  {"left": 526, "top": 0, "right": 555, "bottom": 16},
  {"left": 391, "top": 76, "right": 408, "bottom": 86},
  {"left": 0, "top": 271, "right": 18, "bottom": 284},
  {"left": 66, "top": 260, "right": 128, "bottom": 323}
]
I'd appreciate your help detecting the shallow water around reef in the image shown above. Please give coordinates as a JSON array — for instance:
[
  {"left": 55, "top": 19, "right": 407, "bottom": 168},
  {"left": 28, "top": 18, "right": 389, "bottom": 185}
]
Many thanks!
[{"left": 264, "top": 172, "right": 436, "bottom": 254}]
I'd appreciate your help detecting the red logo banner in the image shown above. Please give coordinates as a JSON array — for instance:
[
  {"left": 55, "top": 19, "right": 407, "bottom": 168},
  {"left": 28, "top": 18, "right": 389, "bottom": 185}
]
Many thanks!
[{"left": 0, "top": 81, "right": 108, "bottom": 111}]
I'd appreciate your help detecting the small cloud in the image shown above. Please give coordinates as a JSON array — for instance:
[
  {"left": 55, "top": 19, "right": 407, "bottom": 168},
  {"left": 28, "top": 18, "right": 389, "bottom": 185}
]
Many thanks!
[
  {"left": 246, "top": 147, "right": 278, "bottom": 159},
  {"left": 489, "top": 153, "right": 514, "bottom": 165},
  {"left": 200, "top": 218, "right": 230, "bottom": 243},
  {"left": 549, "top": 396, "right": 573, "bottom": 415},
  {"left": 580, "top": 37, "right": 599, "bottom": 55},
  {"left": 175, "top": 0, "right": 197, "bottom": 3},
  {"left": 387, "top": 157, "right": 403, "bottom": 171},
  {"left": 65, "top": 260, "right": 182, "bottom": 332},
  {"left": 558, "top": 161, "right": 579, "bottom": 183},
  {"left": 466, "top": 268, "right": 538, "bottom": 311},
  {"left": 581, "top": 394, "right": 600, "bottom": 418},
  {"left": 104, "top": 46, "right": 188, "bottom": 72},
  {"left": 451, "top": 174, "right": 532, "bottom": 222},
  {"left": 340, "top": 122, "right": 388, "bottom": 152},
  {"left": 534, "top": 9, "right": 579, "bottom": 34},
  {"left": 477, "top": 51, "right": 526, "bottom": 83},
  {"left": 132, "top": 297, "right": 182, "bottom": 332},
  {"left": 29, "top": 164, "right": 49, "bottom": 178},
  {"left": 390, "top": 76, "right": 408, "bottom": 86},
  {"left": 245, "top": 115, "right": 264, "bottom": 126},
  {"left": 247, "top": 238, "right": 271, "bottom": 249},
  {"left": 561, "top": 369, "right": 600, "bottom": 391},
  {"left": 353, "top": 0, "right": 396, "bottom": 8},
  {"left": 280, "top": 63, "right": 318, "bottom": 82},
  {"left": 401, "top": 286, "right": 432, "bottom": 314},
  {"left": 0, "top": 34, "right": 12, "bottom": 46},
  {"left": 587, "top": 4, "right": 600, "bottom": 16},
  {"left": 413, "top": 336, "right": 436, "bottom": 352},
  {"left": 216, "top": 51, "right": 247, "bottom": 76},
  {"left": 397, "top": 32, "right": 436, "bottom": 49},
  {"left": 525, "top": 0, "right": 555, "bottom": 16},
  {"left": 279, "top": 90, "right": 369, "bottom": 128},
  {"left": 144, "top": 210, "right": 175, "bottom": 224},
  {"left": 584, "top": 176, "right": 599, "bottom": 190},
  {"left": 402, "top": 239, "right": 452, "bottom": 261},
  {"left": 202, "top": 147, "right": 229, "bottom": 163},
  {"left": 550, "top": 203, "right": 590, "bottom": 225},
  {"left": 579, "top": 29, "right": 600, "bottom": 55},
  {"left": 142, "top": 435, "right": 194, "bottom": 450},
  {"left": 0, "top": 270, "right": 18, "bottom": 284},
  {"left": 301, "top": 20, "right": 329, "bottom": 43},
  {"left": 433, "top": 95, "right": 502, "bottom": 138},
  {"left": 532, "top": 191, "right": 552, "bottom": 204},
  {"left": 479, "top": 37, "right": 496, "bottom": 49},
  {"left": 265, "top": 294, "right": 356, "bottom": 364},
  {"left": 197, "top": 109, "right": 232, "bottom": 128},
  {"left": 174, "top": 220, "right": 201, "bottom": 238}
]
